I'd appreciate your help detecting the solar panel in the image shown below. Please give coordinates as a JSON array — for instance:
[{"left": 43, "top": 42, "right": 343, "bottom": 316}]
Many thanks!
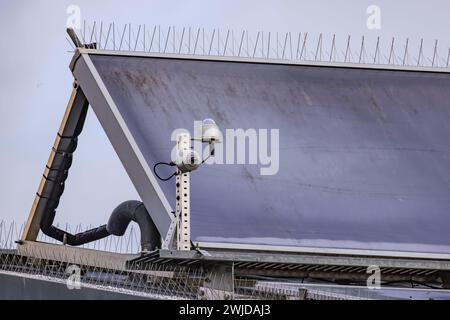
[{"left": 73, "top": 51, "right": 450, "bottom": 256}]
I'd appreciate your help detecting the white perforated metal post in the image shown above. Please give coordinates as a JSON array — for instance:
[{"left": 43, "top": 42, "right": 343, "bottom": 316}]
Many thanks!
[{"left": 176, "top": 133, "right": 191, "bottom": 251}]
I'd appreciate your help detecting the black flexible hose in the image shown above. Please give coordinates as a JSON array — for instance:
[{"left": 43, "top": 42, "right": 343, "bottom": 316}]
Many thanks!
[
  {"left": 37, "top": 103, "right": 106, "bottom": 246},
  {"left": 38, "top": 132, "right": 112, "bottom": 246},
  {"left": 107, "top": 200, "right": 161, "bottom": 251},
  {"left": 37, "top": 101, "right": 159, "bottom": 251}
]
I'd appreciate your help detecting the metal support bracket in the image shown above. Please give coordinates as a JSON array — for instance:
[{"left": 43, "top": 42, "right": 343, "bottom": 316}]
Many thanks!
[
  {"left": 161, "top": 212, "right": 178, "bottom": 250},
  {"left": 175, "top": 133, "right": 191, "bottom": 251},
  {"left": 199, "top": 264, "right": 234, "bottom": 300}
]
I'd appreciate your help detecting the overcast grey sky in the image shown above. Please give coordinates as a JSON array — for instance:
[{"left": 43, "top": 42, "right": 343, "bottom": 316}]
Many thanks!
[{"left": 1, "top": 0, "right": 450, "bottom": 227}]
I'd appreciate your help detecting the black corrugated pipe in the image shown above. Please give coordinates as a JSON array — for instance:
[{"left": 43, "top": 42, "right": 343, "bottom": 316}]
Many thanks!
[
  {"left": 37, "top": 102, "right": 110, "bottom": 246},
  {"left": 37, "top": 93, "right": 160, "bottom": 251},
  {"left": 107, "top": 200, "right": 161, "bottom": 252},
  {"left": 41, "top": 199, "right": 160, "bottom": 250}
]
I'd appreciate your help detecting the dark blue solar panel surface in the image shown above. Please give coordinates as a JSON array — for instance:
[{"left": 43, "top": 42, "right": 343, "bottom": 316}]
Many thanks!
[{"left": 90, "top": 54, "right": 450, "bottom": 254}]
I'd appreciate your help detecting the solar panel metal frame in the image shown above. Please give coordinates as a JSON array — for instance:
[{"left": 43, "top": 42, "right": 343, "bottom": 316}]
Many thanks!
[{"left": 70, "top": 48, "right": 450, "bottom": 260}]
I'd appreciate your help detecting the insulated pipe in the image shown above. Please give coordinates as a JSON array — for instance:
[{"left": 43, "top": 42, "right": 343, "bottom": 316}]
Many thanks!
[
  {"left": 37, "top": 132, "right": 160, "bottom": 249},
  {"left": 107, "top": 201, "right": 161, "bottom": 252},
  {"left": 37, "top": 92, "right": 100, "bottom": 245},
  {"left": 37, "top": 101, "right": 111, "bottom": 246},
  {"left": 37, "top": 123, "right": 160, "bottom": 250},
  {"left": 34, "top": 87, "right": 160, "bottom": 251}
]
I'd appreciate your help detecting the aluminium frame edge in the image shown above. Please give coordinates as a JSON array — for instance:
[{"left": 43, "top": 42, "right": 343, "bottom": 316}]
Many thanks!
[
  {"left": 195, "top": 241, "right": 450, "bottom": 260},
  {"left": 78, "top": 48, "right": 450, "bottom": 74}
]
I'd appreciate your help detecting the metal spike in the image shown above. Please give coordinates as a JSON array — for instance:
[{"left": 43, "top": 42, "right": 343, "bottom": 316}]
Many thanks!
[
  {"left": 261, "top": 31, "right": 264, "bottom": 58},
  {"left": 388, "top": 37, "right": 395, "bottom": 64},
  {"left": 134, "top": 25, "right": 141, "bottom": 51},
  {"left": 246, "top": 30, "right": 249, "bottom": 57},
  {"left": 158, "top": 25, "right": 161, "bottom": 52},
  {"left": 163, "top": 26, "right": 171, "bottom": 53},
  {"left": 178, "top": 27, "right": 185, "bottom": 54},
  {"left": 173, "top": 26, "right": 176, "bottom": 53},
  {"left": 402, "top": 38, "right": 409, "bottom": 66},
  {"left": 82, "top": 20, "right": 86, "bottom": 44},
  {"left": 143, "top": 24, "right": 146, "bottom": 52},
  {"left": 359, "top": 36, "right": 365, "bottom": 63},
  {"left": 99, "top": 21, "right": 103, "bottom": 49},
  {"left": 231, "top": 30, "right": 235, "bottom": 56},
  {"left": 432, "top": 39, "right": 438, "bottom": 67},
  {"left": 188, "top": 27, "right": 191, "bottom": 54},
  {"left": 217, "top": 28, "right": 220, "bottom": 55},
  {"left": 119, "top": 24, "right": 127, "bottom": 50},
  {"left": 208, "top": 29, "right": 216, "bottom": 55},
  {"left": 202, "top": 28, "right": 205, "bottom": 54},
  {"left": 223, "top": 30, "right": 230, "bottom": 56},
  {"left": 344, "top": 35, "right": 351, "bottom": 62},
  {"left": 373, "top": 36, "right": 380, "bottom": 64},
  {"left": 417, "top": 38, "right": 424, "bottom": 66},
  {"left": 446, "top": 48, "right": 450, "bottom": 67},
  {"left": 253, "top": 31, "right": 260, "bottom": 58},
  {"left": 289, "top": 32, "right": 293, "bottom": 59},
  {"left": 89, "top": 21, "right": 96, "bottom": 44},
  {"left": 238, "top": 30, "right": 245, "bottom": 57},
  {"left": 104, "top": 23, "right": 112, "bottom": 50},
  {"left": 315, "top": 33, "right": 323, "bottom": 61},
  {"left": 112, "top": 22, "right": 116, "bottom": 50},
  {"left": 300, "top": 32, "right": 308, "bottom": 60},
  {"left": 276, "top": 32, "right": 279, "bottom": 58},
  {"left": 149, "top": 25, "right": 157, "bottom": 52},
  {"left": 128, "top": 23, "right": 131, "bottom": 51},
  {"left": 329, "top": 34, "right": 336, "bottom": 62},
  {"left": 193, "top": 28, "right": 200, "bottom": 54},
  {"left": 66, "top": 36, "right": 76, "bottom": 50},
  {"left": 282, "top": 33, "right": 288, "bottom": 59},
  {"left": 295, "top": 32, "right": 301, "bottom": 60}
]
